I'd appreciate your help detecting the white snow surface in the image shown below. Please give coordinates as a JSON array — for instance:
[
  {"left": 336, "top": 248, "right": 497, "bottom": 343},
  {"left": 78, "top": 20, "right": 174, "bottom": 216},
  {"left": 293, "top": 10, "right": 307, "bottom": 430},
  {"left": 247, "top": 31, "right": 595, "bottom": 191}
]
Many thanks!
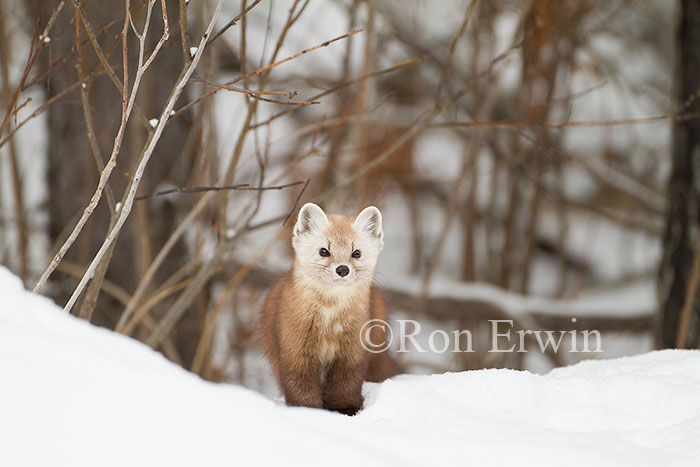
[{"left": 1, "top": 266, "right": 699, "bottom": 467}]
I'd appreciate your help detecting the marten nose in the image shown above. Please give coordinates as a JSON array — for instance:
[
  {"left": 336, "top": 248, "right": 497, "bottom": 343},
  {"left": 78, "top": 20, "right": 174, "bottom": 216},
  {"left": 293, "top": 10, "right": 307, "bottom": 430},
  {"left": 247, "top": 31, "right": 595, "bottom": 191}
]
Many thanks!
[{"left": 335, "top": 265, "right": 350, "bottom": 277}]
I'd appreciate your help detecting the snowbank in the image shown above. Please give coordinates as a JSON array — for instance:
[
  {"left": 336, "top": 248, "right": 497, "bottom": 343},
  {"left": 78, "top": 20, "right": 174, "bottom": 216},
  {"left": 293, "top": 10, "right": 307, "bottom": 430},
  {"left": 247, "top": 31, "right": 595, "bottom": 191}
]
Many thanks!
[{"left": 1, "top": 266, "right": 698, "bottom": 466}]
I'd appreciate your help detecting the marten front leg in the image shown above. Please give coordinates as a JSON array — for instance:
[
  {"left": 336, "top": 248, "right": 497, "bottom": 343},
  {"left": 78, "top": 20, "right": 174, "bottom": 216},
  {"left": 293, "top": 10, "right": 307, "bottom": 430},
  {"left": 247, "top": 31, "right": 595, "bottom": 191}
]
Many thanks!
[
  {"left": 279, "top": 358, "right": 323, "bottom": 409},
  {"left": 322, "top": 356, "right": 367, "bottom": 416}
]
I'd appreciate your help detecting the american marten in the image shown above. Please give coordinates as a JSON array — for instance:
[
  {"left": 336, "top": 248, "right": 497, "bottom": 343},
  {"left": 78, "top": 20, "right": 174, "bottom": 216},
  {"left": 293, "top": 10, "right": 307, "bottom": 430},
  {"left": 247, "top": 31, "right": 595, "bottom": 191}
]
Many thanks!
[{"left": 260, "top": 203, "right": 400, "bottom": 415}]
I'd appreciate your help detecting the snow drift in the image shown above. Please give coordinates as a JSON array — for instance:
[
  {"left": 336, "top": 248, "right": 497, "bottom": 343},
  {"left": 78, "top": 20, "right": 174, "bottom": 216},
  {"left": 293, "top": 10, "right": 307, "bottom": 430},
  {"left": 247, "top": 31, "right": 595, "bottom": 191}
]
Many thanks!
[{"left": 1, "top": 266, "right": 698, "bottom": 466}]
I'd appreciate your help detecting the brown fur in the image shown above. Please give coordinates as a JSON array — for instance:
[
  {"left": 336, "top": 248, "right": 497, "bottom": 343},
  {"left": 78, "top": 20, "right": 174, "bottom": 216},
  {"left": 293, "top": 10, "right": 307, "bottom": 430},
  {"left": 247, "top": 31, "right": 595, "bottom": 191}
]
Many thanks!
[{"left": 260, "top": 215, "right": 400, "bottom": 415}]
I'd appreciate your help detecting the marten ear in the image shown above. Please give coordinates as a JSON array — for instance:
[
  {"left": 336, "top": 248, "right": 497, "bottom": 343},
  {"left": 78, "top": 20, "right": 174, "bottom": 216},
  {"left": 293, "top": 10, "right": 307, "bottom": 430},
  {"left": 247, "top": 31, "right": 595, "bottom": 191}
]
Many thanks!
[
  {"left": 354, "top": 206, "right": 383, "bottom": 241},
  {"left": 294, "top": 203, "right": 329, "bottom": 237}
]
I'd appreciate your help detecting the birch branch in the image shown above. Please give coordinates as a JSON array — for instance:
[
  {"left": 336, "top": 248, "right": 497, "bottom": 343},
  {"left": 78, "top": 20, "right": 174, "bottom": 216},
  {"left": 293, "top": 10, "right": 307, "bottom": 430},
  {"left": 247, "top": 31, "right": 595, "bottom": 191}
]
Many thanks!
[
  {"left": 62, "top": 0, "right": 225, "bottom": 313},
  {"left": 33, "top": 0, "right": 168, "bottom": 294}
]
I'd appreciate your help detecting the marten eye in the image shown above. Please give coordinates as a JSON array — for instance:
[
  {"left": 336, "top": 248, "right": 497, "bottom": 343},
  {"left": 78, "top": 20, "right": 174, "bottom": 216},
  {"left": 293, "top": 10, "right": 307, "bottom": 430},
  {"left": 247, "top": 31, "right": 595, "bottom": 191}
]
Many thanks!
[
  {"left": 319, "top": 248, "right": 330, "bottom": 257},
  {"left": 352, "top": 250, "right": 361, "bottom": 258}
]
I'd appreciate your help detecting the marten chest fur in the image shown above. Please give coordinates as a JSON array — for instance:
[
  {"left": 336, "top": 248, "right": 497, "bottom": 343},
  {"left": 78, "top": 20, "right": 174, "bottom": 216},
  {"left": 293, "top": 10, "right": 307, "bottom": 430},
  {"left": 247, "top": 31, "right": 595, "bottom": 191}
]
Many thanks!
[{"left": 306, "top": 297, "right": 369, "bottom": 366}]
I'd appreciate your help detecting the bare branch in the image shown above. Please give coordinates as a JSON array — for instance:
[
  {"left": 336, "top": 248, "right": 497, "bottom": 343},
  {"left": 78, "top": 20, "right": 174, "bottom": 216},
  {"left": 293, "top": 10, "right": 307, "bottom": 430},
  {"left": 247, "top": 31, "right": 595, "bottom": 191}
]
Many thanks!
[
  {"left": 61, "top": 0, "right": 225, "bottom": 312},
  {"left": 34, "top": 0, "right": 170, "bottom": 294},
  {"left": 134, "top": 180, "right": 305, "bottom": 201},
  {"left": 206, "top": 0, "right": 263, "bottom": 46},
  {"left": 170, "top": 29, "right": 363, "bottom": 120}
]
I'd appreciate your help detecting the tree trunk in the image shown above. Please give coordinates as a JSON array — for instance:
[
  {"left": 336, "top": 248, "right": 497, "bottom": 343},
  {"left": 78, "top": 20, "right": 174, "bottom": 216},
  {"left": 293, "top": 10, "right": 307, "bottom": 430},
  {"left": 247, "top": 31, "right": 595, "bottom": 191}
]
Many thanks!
[{"left": 657, "top": 0, "right": 700, "bottom": 349}]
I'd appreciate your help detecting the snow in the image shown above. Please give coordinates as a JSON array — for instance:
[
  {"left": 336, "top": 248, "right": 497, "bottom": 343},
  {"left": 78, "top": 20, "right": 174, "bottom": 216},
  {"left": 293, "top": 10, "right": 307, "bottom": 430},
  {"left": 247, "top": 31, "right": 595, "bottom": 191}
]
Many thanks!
[
  {"left": 380, "top": 272, "right": 654, "bottom": 320},
  {"left": 1, "top": 266, "right": 699, "bottom": 466}
]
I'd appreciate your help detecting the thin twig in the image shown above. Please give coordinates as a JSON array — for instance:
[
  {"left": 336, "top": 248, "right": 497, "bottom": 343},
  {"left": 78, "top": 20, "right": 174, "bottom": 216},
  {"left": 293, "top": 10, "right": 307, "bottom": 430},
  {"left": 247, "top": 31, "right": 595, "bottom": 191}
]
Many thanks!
[
  {"left": 71, "top": 0, "right": 152, "bottom": 129},
  {"left": 170, "top": 29, "right": 363, "bottom": 120},
  {"left": 434, "top": 0, "right": 477, "bottom": 105},
  {"left": 0, "top": 2, "right": 63, "bottom": 148},
  {"left": 134, "top": 181, "right": 305, "bottom": 201},
  {"left": 283, "top": 178, "right": 310, "bottom": 226},
  {"left": 249, "top": 55, "right": 426, "bottom": 129},
  {"left": 207, "top": 0, "right": 263, "bottom": 46},
  {"left": 432, "top": 112, "right": 700, "bottom": 129},
  {"left": 74, "top": 9, "right": 117, "bottom": 213},
  {"left": 135, "top": 184, "right": 249, "bottom": 201},
  {"left": 190, "top": 77, "right": 299, "bottom": 98},
  {"left": 247, "top": 95, "right": 319, "bottom": 105}
]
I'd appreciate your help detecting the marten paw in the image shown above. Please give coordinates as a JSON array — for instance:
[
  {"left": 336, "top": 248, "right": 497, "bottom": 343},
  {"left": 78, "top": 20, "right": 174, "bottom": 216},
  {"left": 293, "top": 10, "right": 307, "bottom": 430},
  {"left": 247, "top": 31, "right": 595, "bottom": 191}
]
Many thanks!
[
  {"left": 331, "top": 405, "right": 362, "bottom": 416},
  {"left": 324, "top": 393, "right": 364, "bottom": 415}
]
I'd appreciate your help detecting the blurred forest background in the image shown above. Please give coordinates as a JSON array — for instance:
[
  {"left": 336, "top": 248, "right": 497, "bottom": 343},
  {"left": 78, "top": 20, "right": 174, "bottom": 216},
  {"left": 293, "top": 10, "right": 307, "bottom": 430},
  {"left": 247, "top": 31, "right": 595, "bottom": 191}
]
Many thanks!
[{"left": 1, "top": 0, "right": 699, "bottom": 395}]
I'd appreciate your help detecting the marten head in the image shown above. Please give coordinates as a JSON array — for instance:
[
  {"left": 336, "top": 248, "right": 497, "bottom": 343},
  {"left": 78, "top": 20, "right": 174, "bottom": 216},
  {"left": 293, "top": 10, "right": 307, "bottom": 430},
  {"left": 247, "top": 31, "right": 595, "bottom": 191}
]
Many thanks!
[{"left": 292, "top": 203, "right": 384, "bottom": 292}]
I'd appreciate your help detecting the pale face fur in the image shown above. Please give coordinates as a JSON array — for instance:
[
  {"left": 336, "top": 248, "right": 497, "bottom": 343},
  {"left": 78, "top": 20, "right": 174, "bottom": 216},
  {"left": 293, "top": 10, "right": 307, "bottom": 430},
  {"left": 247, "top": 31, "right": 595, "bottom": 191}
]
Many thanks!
[{"left": 292, "top": 203, "right": 383, "bottom": 300}]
